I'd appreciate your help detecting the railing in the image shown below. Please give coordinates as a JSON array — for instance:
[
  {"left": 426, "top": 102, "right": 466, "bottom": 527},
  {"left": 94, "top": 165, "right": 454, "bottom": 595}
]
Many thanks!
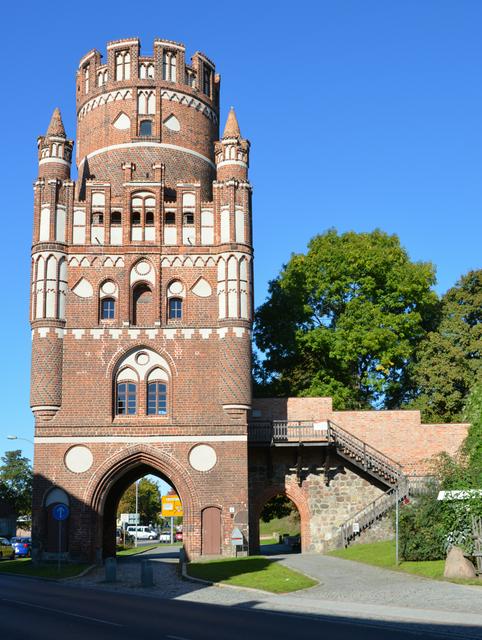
[
  {"left": 248, "top": 420, "right": 328, "bottom": 443},
  {"left": 326, "top": 420, "right": 405, "bottom": 485},
  {"left": 340, "top": 477, "right": 410, "bottom": 547}
]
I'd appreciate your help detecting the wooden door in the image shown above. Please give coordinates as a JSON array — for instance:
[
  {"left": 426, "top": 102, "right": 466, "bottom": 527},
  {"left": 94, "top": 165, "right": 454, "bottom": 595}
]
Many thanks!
[{"left": 202, "top": 507, "right": 221, "bottom": 555}]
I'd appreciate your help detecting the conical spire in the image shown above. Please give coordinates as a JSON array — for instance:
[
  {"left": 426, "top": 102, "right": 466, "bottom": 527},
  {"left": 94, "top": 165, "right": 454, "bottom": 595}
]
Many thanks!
[
  {"left": 46, "top": 107, "right": 66, "bottom": 138},
  {"left": 223, "top": 106, "right": 241, "bottom": 138}
]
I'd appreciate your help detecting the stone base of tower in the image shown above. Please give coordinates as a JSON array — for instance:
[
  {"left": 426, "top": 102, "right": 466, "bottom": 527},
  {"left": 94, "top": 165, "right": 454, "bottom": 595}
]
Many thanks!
[{"left": 32, "top": 438, "right": 249, "bottom": 564}]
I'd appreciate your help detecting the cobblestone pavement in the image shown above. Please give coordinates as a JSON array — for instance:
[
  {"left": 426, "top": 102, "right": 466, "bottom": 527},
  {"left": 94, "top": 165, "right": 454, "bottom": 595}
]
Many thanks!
[{"left": 68, "top": 547, "right": 482, "bottom": 636}]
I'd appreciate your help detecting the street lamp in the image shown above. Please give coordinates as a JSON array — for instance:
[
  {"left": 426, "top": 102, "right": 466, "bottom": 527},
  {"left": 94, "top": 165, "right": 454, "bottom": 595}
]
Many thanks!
[{"left": 7, "top": 435, "right": 34, "bottom": 445}]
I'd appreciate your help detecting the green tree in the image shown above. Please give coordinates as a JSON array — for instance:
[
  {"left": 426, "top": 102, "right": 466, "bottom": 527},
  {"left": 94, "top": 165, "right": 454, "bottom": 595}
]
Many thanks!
[
  {"left": 254, "top": 229, "right": 438, "bottom": 408},
  {"left": 410, "top": 270, "right": 482, "bottom": 422},
  {"left": 117, "top": 478, "right": 162, "bottom": 525},
  {"left": 0, "top": 450, "right": 33, "bottom": 517},
  {"left": 260, "top": 495, "right": 296, "bottom": 523}
]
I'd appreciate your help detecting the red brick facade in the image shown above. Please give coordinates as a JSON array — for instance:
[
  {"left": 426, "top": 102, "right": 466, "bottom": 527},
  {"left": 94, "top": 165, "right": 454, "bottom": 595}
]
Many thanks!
[
  {"left": 31, "top": 37, "right": 468, "bottom": 563},
  {"left": 31, "top": 38, "right": 252, "bottom": 562}
]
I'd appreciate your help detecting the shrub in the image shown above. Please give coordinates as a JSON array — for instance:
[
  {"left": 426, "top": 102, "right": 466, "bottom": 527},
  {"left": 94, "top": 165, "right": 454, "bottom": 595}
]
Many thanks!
[{"left": 398, "top": 489, "right": 446, "bottom": 561}]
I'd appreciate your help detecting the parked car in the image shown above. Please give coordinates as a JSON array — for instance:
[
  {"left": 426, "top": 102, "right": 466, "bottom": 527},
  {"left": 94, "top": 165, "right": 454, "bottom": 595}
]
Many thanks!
[
  {"left": 10, "top": 537, "right": 31, "bottom": 557},
  {"left": 159, "top": 532, "right": 171, "bottom": 543},
  {"left": 175, "top": 531, "right": 183, "bottom": 542},
  {"left": 126, "top": 525, "right": 158, "bottom": 540},
  {"left": 0, "top": 537, "right": 14, "bottom": 560}
]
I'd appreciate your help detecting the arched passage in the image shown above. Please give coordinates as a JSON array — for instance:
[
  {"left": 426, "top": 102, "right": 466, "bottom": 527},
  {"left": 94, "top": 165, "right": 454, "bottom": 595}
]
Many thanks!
[
  {"left": 250, "top": 483, "right": 311, "bottom": 554},
  {"left": 85, "top": 446, "right": 200, "bottom": 560}
]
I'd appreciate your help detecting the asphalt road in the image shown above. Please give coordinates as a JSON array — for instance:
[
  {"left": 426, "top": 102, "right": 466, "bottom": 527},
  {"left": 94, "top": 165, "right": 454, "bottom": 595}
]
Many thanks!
[{"left": 1, "top": 572, "right": 481, "bottom": 640}]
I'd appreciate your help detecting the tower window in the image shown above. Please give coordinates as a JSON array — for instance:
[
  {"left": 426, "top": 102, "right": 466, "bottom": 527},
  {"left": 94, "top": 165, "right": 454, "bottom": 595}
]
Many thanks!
[
  {"left": 139, "top": 120, "right": 152, "bottom": 137},
  {"left": 183, "top": 212, "right": 194, "bottom": 225},
  {"left": 147, "top": 382, "right": 167, "bottom": 415},
  {"left": 101, "top": 298, "right": 115, "bottom": 320},
  {"left": 116, "top": 382, "right": 137, "bottom": 415},
  {"left": 84, "top": 65, "right": 90, "bottom": 94},
  {"left": 131, "top": 211, "right": 141, "bottom": 225},
  {"left": 145, "top": 211, "right": 154, "bottom": 225},
  {"left": 203, "top": 65, "right": 212, "bottom": 97},
  {"left": 115, "top": 51, "right": 131, "bottom": 81},
  {"left": 111, "top": 211, "right": 122, "bottom": 225},
  {"left": 168, "top": 297, "right": 183, "bottom": 319},
  {"left": 162, "top": 51, "right": 177, "bottom": 82},
  {"left": 165, "top": 211, "right": 175, "bottom": 225},
  {"left": 92, "top": 212, "right": 103, "bottom": 225}
]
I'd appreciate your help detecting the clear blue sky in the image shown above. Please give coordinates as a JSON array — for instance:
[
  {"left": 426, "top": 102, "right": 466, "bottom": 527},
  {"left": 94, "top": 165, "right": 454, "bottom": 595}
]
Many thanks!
[{"left": 1, "top": 0, "right": 481, "bottom": 465}]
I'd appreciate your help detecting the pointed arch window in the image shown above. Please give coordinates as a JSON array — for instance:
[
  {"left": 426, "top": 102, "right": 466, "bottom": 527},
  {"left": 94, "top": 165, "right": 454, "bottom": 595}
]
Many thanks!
[
  {"left": 115, "top": 51, "right": 131, "bottom": 81},
  {"left": 162, "top": 51, "right": 177, "bottom": 82}
]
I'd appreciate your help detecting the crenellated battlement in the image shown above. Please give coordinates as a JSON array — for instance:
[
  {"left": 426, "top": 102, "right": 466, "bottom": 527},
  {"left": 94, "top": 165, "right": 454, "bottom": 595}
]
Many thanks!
[{"left": 76, "top": 37, "right": 219, "bottom": 114}]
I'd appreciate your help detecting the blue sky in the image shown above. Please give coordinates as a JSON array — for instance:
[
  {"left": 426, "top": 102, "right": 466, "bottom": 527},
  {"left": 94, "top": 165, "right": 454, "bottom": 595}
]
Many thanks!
[{"left": 1, "top": 0, "right": 481, "bottom": 466}]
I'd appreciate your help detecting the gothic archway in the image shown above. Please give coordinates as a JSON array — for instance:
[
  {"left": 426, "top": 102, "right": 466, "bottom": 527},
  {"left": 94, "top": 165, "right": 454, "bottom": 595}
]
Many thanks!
[{"left": 84, "top": 445, "right": 200, "bottom": 559}]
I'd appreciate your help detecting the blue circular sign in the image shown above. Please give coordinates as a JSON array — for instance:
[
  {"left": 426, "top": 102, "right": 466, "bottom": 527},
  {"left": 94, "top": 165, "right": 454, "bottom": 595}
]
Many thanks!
[{"left": 53, "top": 504, "right": 69, "bottom": 521}]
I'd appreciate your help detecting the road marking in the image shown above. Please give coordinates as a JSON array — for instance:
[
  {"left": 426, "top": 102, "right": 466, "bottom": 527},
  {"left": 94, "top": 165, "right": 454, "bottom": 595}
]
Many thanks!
[{"left": 1, "top": 598, "right": 123, "bottom": 627}]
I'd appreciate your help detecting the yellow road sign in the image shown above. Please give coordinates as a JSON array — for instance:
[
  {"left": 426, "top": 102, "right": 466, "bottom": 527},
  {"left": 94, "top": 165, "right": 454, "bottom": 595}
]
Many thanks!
[{"left": 161, "top": 495, "right": 183, "bottom": 518}]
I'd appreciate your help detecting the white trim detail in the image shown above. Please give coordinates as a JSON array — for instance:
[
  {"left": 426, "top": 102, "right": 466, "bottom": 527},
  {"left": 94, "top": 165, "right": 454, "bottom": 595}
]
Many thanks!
[
  {"left": 39, "top": 158, "right": 71, "bottom": 167},
  {"left": 31, "top": 405, "right": 61, "bottom": 411},
  {"left": 154, "top": 40, "right": 185, "bottom": 51},
  {"left": 216, "top": 160, "right": 248, "bottom": 169},
  {"left": 78, "top": 142, "right": 215, "bottom": 169},
  {"left": 34, "top": 435, "right": 247, "bottom": 444},
  {"left": 222, "top": 404, "right": 251, "bottom": 410},
  {"left": 107, "top": 39, "right": 139, "bottom": 50}
]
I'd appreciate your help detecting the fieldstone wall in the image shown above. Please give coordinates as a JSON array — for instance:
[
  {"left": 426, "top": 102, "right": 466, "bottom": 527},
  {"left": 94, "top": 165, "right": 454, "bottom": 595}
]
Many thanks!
[{"left": 249, "top": 446, "right": 387, "bottom": 553}]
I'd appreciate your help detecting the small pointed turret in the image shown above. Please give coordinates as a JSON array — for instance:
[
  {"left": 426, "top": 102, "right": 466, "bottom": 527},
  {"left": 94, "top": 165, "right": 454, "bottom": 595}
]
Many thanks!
[
  {"left": 46, "top": 107, "right": 67, "bottom": 138},
  {"left": 215, "top": 107, "right": 250, "bottom": 182},
  {"left": 223, "top": 107, "right": 241, "bottom": 138},
  {"left": 37, "top": 107, "right": 73, "bottom": 180}
]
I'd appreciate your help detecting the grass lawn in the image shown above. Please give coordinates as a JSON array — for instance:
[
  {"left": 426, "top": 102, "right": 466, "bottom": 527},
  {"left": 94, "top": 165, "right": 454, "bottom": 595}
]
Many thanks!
[
  {"left": 0, "top": 558, "right": 89, "bottom": 579},
  {"left": 260, "top": 537, "right": 280, "bottom": 546},
  {"left": 116, "top": 544, "right": 159, "bottom": 557},
  {"left": 329, "top": 540, "right": 481, "bottom": 586},
  {"left": 187, "top": 556, "right": 317, "bottom": 593},
  {"left": 259, "top": 515, "right": 299, "bottom": 538}
]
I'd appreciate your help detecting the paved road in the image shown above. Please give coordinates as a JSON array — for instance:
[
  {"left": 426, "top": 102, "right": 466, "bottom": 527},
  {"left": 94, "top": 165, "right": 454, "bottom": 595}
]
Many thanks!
[
  {"left": 0, "top": 571, "right": 479, "bottom": 640},
  {"left": 2, "top": 547, "right": 482, "bottom": 639}
]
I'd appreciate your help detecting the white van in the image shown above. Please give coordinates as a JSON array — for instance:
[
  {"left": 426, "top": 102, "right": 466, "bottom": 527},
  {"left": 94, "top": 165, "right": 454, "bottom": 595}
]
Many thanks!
[{"left": 126, "top": 526, "right": 158, "bottom": 540}]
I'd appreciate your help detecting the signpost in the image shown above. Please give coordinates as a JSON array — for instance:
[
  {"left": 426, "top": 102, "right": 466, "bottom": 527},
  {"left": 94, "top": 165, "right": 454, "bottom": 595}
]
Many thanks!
[
  {"left": 52, "top": 503, "right": 69, "bottom": 572},
  {"left": 231, "top": 527, "right": 244, "bottom": 556},
  {"left": 161, "top": 495, "right": 183, "bottom": 544}
]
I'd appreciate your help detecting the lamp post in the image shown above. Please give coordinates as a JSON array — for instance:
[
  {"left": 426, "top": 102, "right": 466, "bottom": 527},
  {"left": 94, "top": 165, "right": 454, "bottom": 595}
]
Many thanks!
[
  {"left": 135, "top": 480, "right": 139, "bottom": 548},
  {"left": 7, "top": 435, "right": 34, "bottom": 445}
]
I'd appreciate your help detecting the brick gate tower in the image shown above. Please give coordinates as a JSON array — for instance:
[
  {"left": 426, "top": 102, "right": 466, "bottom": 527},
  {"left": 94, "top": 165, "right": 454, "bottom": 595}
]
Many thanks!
[{"left": 31, "top": 38, "right": 252, "bottom": 562}]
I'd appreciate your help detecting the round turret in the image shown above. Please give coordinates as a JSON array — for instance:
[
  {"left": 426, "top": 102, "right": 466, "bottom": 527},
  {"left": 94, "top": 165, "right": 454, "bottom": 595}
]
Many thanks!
[{"left": 75, "top": 38, "right": 220, "bottom": 200}]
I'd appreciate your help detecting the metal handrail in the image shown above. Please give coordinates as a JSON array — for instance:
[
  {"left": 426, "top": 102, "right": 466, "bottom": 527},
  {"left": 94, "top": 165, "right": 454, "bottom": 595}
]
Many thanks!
[
  {"left": 340, "top": 477, "right": 410, "bottom": 547},
  {"left": 327, "top": 420, "right": 404, "bottom": 476}
]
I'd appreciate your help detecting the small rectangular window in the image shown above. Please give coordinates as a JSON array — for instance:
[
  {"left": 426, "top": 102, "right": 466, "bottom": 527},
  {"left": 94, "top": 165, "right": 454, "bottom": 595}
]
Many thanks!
[
  {"left": 101, "top": 298, "right": 115, "bottom": 320},
  {"left": 168, "top": 298, "right": 183, "bottom": 319},
  {"left": 203, "top": 66, "right": 212, "bottom": 97}
]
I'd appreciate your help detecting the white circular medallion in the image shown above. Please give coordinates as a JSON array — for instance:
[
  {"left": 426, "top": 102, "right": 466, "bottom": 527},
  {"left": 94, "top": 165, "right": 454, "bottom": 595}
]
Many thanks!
[
  {"left": 188, "top": 444, "right": 217, "bottom": 472},
  {"left": 168, "top": 280, "right": 183, "bottom": 295},
  {"left": 64, "top": 446, "right": 93, "bottom": 474},
  {"left": 135, "top": 261, "right": 151, "bottom": 276},
  {"left": 136, "top": 352, "right": 150, "bottom": 366},
  {"left": 101, "top": 281, "right": 116, "bottom": 295}
]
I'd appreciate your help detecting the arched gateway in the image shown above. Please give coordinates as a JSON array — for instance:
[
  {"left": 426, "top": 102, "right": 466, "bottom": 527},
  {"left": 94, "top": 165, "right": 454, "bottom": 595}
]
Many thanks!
[{"left": 30, "top": 37, "right": 252, "bottom": 563}]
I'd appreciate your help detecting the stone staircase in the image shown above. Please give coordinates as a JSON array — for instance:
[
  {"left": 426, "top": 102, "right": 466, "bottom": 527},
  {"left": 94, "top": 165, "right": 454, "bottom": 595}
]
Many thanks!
[{"left": 326, "top": 421, "right": 410, "bottom": 546}]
